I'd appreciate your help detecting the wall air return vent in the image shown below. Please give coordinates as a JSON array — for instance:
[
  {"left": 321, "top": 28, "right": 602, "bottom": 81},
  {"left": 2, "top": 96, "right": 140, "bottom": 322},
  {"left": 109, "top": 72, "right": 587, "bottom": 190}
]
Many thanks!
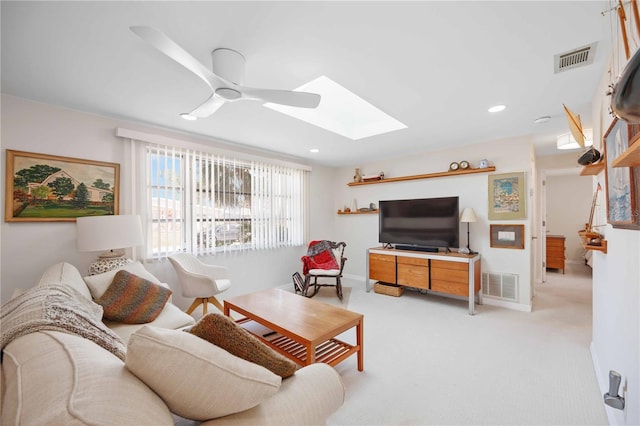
[
  {"left": 482, "top": 272, "right": 518, "bottom": 301},
  {"left": 554, "top": 42, "right": 597, "bottom": 73}
]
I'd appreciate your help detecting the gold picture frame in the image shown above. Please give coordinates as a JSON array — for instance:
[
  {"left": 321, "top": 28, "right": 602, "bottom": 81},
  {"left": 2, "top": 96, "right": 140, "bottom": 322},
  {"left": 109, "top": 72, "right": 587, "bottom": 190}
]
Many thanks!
[
  {"left": 5, "top": 150, "right": 119, "bottom": 222},
  {"left": 488, "top": 172, "right": 526, "bottom": 220},
  {"left": 490, "top": 224, "right": 525, "bottom": 249}
]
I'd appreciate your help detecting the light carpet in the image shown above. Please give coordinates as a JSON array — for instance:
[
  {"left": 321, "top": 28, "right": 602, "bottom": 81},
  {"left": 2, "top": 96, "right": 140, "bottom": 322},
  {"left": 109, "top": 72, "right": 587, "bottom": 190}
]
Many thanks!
[
  {"left": 282, "top": 284, "right": 352, "bottom": 308},
  {"left": 327, "top": 263, "right": 608, "bottom": 425}
]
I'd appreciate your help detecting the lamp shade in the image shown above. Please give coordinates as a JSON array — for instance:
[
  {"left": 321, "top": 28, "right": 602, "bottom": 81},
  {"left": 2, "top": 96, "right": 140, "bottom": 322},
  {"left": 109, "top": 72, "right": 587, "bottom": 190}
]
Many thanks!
[
  {"left": 460, "top": 208, "right": 478, "bottom": 223},
  {"left": 76, "top": 215, "right": 144, "bottom": 254}
]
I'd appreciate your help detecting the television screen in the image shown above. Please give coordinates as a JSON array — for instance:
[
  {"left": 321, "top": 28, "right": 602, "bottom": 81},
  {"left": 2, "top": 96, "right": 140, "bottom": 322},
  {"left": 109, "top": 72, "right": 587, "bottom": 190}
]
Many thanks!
[{"left": 379, "top": 196, "right": 459, "bottom": 249}]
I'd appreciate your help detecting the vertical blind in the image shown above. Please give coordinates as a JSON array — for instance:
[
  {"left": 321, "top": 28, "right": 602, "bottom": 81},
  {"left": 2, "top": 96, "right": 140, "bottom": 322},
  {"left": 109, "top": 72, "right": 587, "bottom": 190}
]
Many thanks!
[{"left": 145, "top": 143, "right": 306, "bottom": 259}]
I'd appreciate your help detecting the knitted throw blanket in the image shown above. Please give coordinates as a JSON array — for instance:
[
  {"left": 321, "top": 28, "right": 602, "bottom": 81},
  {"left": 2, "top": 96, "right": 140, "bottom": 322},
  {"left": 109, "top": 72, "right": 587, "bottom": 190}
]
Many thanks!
[
  {"left": 0, "top": 284, "right": 126, "bottom": 360},
  {"left": 301, "top": 240, "right": 339, "bottom": 275}
]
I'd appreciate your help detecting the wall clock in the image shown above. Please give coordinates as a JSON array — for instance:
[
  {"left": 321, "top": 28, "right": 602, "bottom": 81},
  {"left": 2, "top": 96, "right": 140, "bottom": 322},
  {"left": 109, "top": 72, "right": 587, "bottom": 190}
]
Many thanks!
[
  {"left": 459, "top": 160, "right": 470, "bottom": 169},
  {"left": 449, "top": 162, "right": 460, "bottom": 171}
]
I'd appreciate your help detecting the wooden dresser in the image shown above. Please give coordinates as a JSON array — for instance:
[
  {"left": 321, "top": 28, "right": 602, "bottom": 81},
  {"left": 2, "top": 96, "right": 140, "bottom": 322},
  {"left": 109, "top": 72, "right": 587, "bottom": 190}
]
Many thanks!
[{"left": 546, "top": 235, "right": 565, "bottom": 274}]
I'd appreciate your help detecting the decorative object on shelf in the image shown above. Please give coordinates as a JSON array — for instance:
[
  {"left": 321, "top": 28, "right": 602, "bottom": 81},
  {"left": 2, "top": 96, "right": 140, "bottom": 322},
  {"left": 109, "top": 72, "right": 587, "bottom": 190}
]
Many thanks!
[
  {"left": 362, "top": 174, "right": 382, "bottom": 182},
  {"left": 489, "top": 224, "right": 525, "bottom": 249},
  {"left": 459, "top": 207, "right": 478, "bottom": 254},
  {"left": 488, "top": 172, "right": 526, "bottom": 220},
  {"left": 577, "top": 146, "right": 601, "bottom": 165},
  {"left": 76, "top": 214, "right": 144, "bottom": 275},
  {"left": 354, "top": 168, "right": 362, "bottom": 183},
  {"left": 611, "top": 42, "right": 640, "bottom": 124},
  {"left": 562, "top": 104, "right": 588, "bottom": 149},
  {"left": 379, "top": 171, "right": 385, "bottom": 180},
  {"left": 5, "top": 150, "right": 119, "bottom": 222},
  {"left": 459, "top": 160, "right": 470, "bottom": 170},
  {"left": 449, "top": 161, "right": 460, "bottom": 171},
  {"left": 369, "top": 202, "right": 377, "bottom": 210},
  {"left": 344, "top": 207, "right": 351, "bottom": 212},
  {"left": 604, "top": 117, "right": 640, "bottom": 229},
  {"left": 479, "top": 159, "right": 489, "bottom": 169}
]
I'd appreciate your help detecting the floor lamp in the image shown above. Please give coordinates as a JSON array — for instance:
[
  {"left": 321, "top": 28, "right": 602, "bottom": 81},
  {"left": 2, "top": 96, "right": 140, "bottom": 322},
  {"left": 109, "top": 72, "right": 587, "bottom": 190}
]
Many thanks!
[
  {"left": 76, "top": 215, "right": 144, "bottom": 275},
  {"left": 460, "top": 207, "right": 477, "bottom": 254}
]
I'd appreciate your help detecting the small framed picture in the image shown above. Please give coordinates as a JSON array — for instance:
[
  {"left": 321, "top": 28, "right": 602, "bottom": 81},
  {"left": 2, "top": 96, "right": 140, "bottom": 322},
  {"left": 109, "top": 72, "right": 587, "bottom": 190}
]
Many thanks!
[
  {"left": 490, "top": 224, "right": 525, "bottom": 249},
  {"left": 488, "top": 172, "right": 526, "bottom": 220}
]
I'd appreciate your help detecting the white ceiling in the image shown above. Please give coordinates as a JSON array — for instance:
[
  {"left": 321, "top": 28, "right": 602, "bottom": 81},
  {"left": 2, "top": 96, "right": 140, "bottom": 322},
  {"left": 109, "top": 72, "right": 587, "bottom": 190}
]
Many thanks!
[{"left": 1, "top": 1, "right": 612, "bottom": 167}]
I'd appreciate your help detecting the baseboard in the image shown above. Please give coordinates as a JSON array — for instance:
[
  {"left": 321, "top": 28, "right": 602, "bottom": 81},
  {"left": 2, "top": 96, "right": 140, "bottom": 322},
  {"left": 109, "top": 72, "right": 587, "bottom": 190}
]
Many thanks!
[{"left": 482, "top": 296, "right": 532, "bottom": 312}]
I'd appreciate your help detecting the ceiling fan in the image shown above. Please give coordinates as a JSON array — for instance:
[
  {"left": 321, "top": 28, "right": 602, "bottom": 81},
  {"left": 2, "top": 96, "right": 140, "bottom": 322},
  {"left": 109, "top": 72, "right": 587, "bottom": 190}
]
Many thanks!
[{"left": 130, "top": 26, "right": 321, "bottom": 119}]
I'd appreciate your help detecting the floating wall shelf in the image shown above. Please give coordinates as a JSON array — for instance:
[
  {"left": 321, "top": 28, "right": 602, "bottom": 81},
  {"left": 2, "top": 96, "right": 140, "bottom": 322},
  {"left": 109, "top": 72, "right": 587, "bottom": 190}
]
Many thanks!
[
  {"left": 580, "top": 162, "right": 605, "bottom": 176},
  {"left": 611, "top": 141, "right": 640, "bottom": 167},
  {"left": 337, "top": 210, "right": 379, "bottom": 215},
  {"left": 347, "top": 166, "right": 496, "bottom": 186}
]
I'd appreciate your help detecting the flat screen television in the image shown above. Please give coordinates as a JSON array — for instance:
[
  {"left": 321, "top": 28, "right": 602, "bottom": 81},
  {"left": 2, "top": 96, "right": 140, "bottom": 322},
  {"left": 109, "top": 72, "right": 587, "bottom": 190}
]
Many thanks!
[{"left": 379, "top": 196, "right": 459, "bottom": 250}]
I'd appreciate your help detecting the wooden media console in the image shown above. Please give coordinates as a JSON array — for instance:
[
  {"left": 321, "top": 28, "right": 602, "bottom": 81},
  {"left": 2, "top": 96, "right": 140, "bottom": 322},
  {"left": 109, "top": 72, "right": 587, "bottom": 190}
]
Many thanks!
[{"left": 366, "top": 247, "right": 482, "bottom": 315}]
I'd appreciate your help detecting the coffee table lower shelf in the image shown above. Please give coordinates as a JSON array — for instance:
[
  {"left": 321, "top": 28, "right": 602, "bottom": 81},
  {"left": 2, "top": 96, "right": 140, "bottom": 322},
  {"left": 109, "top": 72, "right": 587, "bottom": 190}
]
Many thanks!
[{"left": 237, "top": 317, "right": 359, "bottom": 367}]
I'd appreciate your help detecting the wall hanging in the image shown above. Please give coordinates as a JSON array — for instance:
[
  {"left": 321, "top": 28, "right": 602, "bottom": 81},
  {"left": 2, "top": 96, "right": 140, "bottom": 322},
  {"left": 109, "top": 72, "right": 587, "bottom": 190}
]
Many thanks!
[{"left": 5, "top": 150, "right": 119, "bottom": 222}]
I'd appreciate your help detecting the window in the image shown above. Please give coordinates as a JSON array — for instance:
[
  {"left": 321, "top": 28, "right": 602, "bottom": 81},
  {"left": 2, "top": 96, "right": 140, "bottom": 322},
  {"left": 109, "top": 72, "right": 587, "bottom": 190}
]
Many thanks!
[{"left": 146, "top": 144, "right": 306, "bottom": 259}]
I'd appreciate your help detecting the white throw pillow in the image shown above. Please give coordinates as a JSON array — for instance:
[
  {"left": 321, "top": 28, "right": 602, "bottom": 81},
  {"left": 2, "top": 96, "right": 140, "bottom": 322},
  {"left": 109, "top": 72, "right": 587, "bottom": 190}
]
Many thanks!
[
  {"left": 83, "top": 261, "right": 162, "bottom": 299},
  {"left": 125, "top": 326, "right": 282, "bottom": 421}
]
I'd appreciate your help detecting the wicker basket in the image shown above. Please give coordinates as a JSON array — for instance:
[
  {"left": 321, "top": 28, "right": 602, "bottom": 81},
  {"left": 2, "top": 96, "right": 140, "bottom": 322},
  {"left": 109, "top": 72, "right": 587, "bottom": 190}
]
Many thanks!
[{"left": 374, "top": 282, "right": 404, "bottom": 297}]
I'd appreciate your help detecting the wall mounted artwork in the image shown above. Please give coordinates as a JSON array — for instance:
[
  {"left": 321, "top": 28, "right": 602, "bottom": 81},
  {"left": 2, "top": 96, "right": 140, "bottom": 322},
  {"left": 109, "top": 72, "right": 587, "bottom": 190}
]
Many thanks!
[
  {"left": 488, "top": 172, "right": 526, "bottom": 220},
  {"left": 5, "top": 150, "right": 119, "bottom": 222},
  {"left": 603, "top": 118, "right": 639, "bottom": 229},
  {"left": 490, "top": 224, "right": 525, "bottom": 249}
]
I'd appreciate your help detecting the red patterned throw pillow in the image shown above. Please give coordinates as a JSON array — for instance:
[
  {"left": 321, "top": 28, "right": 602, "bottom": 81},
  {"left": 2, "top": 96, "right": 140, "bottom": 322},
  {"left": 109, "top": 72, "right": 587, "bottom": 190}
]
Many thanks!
[
  {"left": 189, "top": 313, "right": 297, "bottom": 378},
  {"left": 96, "top": 270, "right": 172, "bottom": 324}
]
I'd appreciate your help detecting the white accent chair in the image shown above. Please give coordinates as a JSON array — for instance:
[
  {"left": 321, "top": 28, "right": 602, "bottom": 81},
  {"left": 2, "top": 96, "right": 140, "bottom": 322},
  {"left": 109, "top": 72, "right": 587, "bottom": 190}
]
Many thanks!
[{"left": 168, "top": 253, "right": 231, "bottom": 316}]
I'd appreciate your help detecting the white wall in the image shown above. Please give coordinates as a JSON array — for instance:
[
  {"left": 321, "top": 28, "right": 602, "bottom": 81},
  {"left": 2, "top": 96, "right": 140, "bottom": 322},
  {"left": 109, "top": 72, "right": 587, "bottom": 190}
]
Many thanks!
[
  {"left": 0, "top": 95, "right": 334, "bottom": 308},
  {"left": 332, "top": 137, "right": 535, "bottom": 308},
  {"left": 588, "top": 42, "right": 640, "bottom": 425}
]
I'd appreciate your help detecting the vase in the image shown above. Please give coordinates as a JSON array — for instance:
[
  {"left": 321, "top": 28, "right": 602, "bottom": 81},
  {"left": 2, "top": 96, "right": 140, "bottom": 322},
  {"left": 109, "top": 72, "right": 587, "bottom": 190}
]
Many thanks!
[{"left": 354, "top": 168, "right": 362, "bottom": 182}]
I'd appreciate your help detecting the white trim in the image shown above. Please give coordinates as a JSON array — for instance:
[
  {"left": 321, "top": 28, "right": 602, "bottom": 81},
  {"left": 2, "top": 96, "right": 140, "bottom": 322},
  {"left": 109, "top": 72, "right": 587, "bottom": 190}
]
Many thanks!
[{"left": 116, "top": 127, "right": 312, "bottom": 171}]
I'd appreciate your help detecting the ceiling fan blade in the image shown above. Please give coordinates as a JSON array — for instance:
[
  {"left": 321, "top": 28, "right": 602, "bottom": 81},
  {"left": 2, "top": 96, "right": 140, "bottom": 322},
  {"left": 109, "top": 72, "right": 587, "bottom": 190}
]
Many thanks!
[
  {"left": 130, "top": 26, "right": 227, "bottom": 91},
  {"left": 240, "top": 87, "right": 321, "bottom": 108},
  {"left": 188, "top": 94, "right": 226, "bottom": 118}
]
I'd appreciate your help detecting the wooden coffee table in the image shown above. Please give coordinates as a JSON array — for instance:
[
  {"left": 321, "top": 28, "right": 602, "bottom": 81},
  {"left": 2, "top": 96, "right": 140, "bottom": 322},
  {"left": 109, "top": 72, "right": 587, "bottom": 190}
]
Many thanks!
[{"left": 224, "top": 288, "right": 364, "bottom": 371}]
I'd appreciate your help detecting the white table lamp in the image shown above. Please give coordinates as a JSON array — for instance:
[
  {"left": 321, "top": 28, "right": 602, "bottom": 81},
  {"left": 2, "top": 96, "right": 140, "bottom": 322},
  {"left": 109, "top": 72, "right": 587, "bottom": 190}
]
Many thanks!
[
  {"left": 460, "top": 207, "right": 477, "bottom": 254},
  {"left": 76, "top": 214, "right": 144, "bottom": 275}
]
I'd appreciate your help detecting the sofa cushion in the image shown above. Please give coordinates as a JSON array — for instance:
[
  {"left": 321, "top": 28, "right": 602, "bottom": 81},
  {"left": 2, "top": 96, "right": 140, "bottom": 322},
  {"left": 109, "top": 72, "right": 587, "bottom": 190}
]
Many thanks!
[
  {"left": 1, "top": 331, "right": 173, "bottom": 426},
  {"left": 125, "top": 326, "right": 281, "bottom": 421},
  {"left": 95, "top": 270, "right": 172, "bottom": 324},
  {"left": 83, "top": 261, "right": 163, "bottom": 299},
  {"left": 105, "top": 302, "right": 195, "bottom": 344},
  {"left": 190, "top": 313, "right": 297, "bottom": 378},
  {"left": 38, "top": 262, "right": 92, "bottom": 300}
]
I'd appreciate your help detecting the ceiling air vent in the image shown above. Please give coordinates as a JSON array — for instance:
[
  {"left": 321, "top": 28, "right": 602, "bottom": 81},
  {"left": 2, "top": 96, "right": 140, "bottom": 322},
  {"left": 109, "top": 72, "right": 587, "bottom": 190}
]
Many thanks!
[{"left": 554, "top": 42, "right": 597, "bottom": 73}]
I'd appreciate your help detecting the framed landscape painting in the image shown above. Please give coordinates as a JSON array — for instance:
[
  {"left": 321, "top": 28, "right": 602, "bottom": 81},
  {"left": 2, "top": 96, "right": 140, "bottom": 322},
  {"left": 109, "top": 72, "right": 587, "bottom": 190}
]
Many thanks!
[
  {"left": 488, "top": 172, "right": 526, "bottom": 220},
  {"left": 5, "top": 150, "right": 119, "bottom": 222}
]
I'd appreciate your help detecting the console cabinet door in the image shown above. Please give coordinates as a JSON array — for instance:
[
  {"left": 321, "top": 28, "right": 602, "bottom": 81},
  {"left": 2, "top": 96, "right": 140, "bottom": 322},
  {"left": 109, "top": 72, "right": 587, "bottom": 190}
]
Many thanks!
[
  {"left": 397, "top": 257, "right": 429, "bottom": 289},
  {"left": 430, "top": 260, "right": 469, "bottom": 296},
  {"left": 369, "top": 253, "right": 396, "bottom": 283}
]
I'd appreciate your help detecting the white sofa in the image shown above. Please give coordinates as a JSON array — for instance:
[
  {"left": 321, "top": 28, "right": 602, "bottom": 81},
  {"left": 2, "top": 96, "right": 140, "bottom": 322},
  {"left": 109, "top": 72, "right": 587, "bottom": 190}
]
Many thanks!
[{"left": 1, "top": 262, "right": 345, "bottom": 425}]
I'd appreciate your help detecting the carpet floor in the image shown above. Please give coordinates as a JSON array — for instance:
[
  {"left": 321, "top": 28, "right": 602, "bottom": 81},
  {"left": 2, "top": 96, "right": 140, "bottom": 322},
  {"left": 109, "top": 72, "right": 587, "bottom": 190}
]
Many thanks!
[{"left": 326, "top": 263, "right": 608, "bottom": 425}]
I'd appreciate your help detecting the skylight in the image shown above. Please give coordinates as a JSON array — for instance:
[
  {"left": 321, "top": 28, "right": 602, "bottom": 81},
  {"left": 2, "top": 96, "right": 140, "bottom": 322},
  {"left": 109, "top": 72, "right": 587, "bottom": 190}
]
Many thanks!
[{"left": 264, "top": 75, "right": 407, "bottom": 140}]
